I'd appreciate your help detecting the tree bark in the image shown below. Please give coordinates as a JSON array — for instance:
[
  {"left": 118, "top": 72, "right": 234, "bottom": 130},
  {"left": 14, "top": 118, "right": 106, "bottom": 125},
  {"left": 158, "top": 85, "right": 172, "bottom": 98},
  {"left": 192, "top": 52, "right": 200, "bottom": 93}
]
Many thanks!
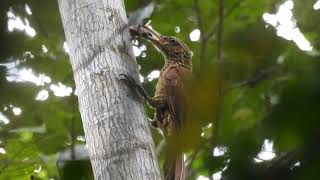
[{"left": 57, "top": 0, "right": 161, "bottom": 179}]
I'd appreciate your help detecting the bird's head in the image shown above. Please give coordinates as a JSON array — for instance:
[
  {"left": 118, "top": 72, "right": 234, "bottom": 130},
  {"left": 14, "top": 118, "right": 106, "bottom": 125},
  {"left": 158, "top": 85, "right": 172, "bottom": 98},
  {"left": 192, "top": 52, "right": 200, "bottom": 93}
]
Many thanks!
[{"left": 130, "top": 25, "right": 192, "bottom": 64}]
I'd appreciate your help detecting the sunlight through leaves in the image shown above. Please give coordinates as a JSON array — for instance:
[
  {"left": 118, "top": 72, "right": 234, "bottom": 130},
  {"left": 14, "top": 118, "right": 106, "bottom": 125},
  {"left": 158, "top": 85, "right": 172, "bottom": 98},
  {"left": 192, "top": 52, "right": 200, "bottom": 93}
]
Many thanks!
[{"left": 263, "top": 0, "right": 313, "bottom": 51}]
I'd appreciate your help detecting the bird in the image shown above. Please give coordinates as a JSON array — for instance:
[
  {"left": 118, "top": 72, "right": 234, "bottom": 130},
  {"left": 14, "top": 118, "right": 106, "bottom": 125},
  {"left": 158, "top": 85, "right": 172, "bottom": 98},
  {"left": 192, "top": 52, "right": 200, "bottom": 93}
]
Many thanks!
[{"left": 120, "top": 24, "right": 193, "bottom": 180}]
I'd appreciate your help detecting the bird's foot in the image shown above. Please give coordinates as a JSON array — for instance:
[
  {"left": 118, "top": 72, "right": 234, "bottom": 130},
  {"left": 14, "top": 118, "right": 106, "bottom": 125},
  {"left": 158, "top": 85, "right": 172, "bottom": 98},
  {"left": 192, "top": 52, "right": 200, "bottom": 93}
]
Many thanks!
[
  {"left": 119, "top": 73, "right": 139, "bottom": 88},
  {"left": 119, "top": 74, "right": 148, "bottom": 100}
]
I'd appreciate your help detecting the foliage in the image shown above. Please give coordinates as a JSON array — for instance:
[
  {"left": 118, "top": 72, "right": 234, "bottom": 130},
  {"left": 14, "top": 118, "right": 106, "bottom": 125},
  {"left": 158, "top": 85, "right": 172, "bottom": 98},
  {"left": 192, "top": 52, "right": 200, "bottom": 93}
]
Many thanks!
[{"left": 0, "top": 0, "right": 320, "bottom": 179}]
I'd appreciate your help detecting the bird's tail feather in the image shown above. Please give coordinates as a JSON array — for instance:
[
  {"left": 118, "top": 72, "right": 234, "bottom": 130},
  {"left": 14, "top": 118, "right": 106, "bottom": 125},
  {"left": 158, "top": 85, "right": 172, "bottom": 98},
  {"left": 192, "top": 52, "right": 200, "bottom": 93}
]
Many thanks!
[{"left": 164, "top": 153, "right": 184, "bottom": 180}]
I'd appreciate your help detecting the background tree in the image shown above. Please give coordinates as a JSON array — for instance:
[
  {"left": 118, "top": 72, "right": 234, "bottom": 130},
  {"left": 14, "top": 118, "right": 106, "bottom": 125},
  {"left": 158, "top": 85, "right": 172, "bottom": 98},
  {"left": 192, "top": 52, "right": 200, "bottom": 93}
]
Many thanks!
[{"left": 0, "top": 0, "right": 320, "bottom": 179}]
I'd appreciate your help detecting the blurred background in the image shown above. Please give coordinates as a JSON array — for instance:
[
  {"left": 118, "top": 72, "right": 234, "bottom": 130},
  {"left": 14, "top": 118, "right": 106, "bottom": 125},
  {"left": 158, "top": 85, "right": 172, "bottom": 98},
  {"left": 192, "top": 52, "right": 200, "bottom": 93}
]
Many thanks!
[{"left": 0, "top": 0, "right": 320, "bottom": 179}]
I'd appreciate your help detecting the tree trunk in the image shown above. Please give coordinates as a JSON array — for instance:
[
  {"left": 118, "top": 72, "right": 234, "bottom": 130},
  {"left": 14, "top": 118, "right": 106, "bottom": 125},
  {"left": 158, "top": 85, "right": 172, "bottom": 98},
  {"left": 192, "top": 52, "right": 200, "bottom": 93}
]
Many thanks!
[{"left": 57, "top": 0, "right": 161, "bottom": 179}]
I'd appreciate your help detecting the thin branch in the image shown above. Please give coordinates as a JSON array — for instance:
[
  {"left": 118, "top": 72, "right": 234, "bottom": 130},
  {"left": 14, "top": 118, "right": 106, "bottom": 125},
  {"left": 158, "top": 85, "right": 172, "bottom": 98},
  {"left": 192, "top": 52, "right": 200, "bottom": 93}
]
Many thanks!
[
  {"left": 213, "top": 0, "right": 225, "bottom": 149},
  {"left": 203, "top": 0, "right": 245, "bottom": 42},
  {"left": 193, "top": 0, "right": 204, "bottom": 32},
  {"left": 225, "top": 0, "right": 245, "bottom": 17},
  {"left": 226, "top": 67, "right": 277, "bottom": 92},
  {"left": 192, "top": 0, "right": 245, "bottom": 68},
  {"left": 216, "top": 0, "right": 224, "bottom": 60},
  {"left": 193, "top": 0, "right": 207, "bottom": 68}
]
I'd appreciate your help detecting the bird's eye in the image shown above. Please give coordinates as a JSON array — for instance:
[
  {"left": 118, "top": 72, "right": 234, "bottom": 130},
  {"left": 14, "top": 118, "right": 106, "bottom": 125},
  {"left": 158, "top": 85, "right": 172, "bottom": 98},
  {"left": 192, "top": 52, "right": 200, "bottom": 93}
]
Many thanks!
[{"left": 170, "top": 39, "right": 176, "bottom": 44}]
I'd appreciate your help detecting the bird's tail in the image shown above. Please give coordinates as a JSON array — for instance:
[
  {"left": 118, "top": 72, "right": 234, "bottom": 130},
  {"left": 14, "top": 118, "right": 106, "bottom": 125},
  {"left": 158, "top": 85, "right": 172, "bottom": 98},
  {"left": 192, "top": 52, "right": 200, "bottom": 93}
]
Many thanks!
[{"left": 163, "top": 152, "right": 184, "bottom": 180}]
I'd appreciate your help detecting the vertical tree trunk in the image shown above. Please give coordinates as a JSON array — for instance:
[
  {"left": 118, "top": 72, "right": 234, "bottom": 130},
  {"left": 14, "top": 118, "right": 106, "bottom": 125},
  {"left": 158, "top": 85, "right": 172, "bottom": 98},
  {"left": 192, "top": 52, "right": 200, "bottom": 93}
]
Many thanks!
[{"left": 57, "top": 0, "right": 161, "bottom": 179}]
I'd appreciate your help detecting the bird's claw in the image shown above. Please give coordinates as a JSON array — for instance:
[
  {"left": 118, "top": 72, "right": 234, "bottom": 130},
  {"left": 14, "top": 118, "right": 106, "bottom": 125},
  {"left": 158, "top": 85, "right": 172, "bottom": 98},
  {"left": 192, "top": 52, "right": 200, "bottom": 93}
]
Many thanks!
[
  {"left": 119, "top": 73, "right": 139, "bottom": 89},
  {"left": 129, "top": 24, "right": 142, "bottom": 38},
  {"left": 119, "top": 73, "right": 149, "bottom": 101}
]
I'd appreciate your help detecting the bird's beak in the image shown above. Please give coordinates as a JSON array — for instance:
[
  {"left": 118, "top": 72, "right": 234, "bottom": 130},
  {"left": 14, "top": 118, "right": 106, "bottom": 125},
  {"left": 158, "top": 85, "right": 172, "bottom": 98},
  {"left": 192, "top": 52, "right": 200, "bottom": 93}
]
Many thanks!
[{"left": 129, "top": 25, "right": 166, "bottom": 45}]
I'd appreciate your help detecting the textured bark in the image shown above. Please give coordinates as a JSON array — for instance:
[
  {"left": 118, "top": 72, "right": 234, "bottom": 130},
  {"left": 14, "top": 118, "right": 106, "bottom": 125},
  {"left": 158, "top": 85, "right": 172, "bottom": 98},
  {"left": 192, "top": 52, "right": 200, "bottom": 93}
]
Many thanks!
[{"left": 57, "top": 0, "right": 161, "bottom": 179}]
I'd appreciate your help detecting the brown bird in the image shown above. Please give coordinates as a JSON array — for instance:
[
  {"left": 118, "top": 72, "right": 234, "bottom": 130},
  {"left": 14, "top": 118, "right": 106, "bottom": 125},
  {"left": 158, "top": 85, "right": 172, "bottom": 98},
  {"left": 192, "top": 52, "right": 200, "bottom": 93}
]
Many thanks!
[{"left": 121, "top": 24, "right": 192, "bottom": 180}]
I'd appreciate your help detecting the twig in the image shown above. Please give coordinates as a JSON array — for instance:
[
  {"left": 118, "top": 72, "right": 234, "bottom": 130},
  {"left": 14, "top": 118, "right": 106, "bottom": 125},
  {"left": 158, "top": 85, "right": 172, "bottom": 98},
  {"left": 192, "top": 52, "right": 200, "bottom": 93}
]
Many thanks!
[
  {"left": 213, "top": 0, "right": 225, "bottom": 149},
  {"left": 203, "top": 0, "right": 245, "bottom": 42},
  {"left": 193, "top": 0, "right": 204, "bottom": 33},
  {"left": 226, "top": 67, "right": 277, "bottom": 92},
  {"left": 193, "top": 0, "right": 207, "bottom": 68},
  {"left": 216, "top": 0, "right": 224, "bottom": 61},
  {"left": 225, "top": 0, "right": 245, "bottom": 17}
]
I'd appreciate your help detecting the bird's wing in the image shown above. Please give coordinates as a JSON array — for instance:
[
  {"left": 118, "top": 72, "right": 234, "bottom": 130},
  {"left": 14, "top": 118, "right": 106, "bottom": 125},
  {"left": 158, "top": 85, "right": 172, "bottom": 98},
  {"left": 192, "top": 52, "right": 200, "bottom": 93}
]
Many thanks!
[{"left": 164, "top": 66, "right": 191, "bottom": 131}]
